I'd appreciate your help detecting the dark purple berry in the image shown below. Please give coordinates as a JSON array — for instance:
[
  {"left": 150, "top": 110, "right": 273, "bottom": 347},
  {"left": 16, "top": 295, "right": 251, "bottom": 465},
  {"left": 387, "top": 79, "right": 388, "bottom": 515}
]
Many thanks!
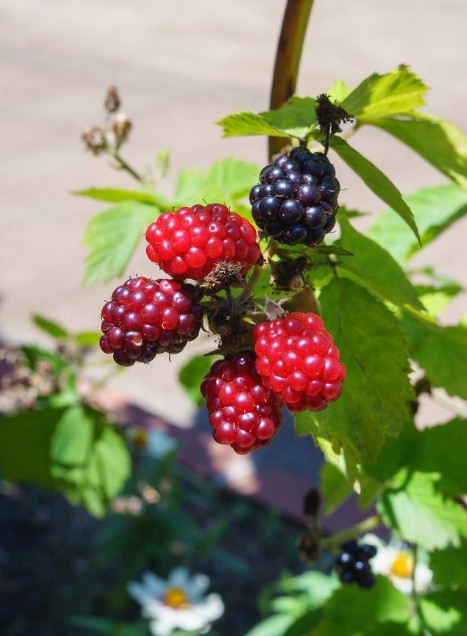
[
  {"left": 249, "top": 185, "right": 262, "bottom": 204},
  {"left": 303, "top": 161, "right": 325, "bottom": 177},
  {"left": 274, "top": 155, "right": 289, "bottom": 167},
  {"left": 278, "top": 199, "right": 304, "bottom": 225},
  {"left": 296, "top": 184, "right": 321, "bottom": 206},
  {"left": 324, "top": 215, "right": 336, "bottom": 233},
  {"left": 340, "top": 569, "right": 356, "bottom": 585},
  {"left": 305, "top": 228, "right": 326, "bottom": 245},
  {"left": 273, "top": 180, "right": 296, "bottom": 199},
  {"left": 264, "top": 166, "right": 286, "bottom": 184},
  {"left": 282, "top": 225, "right": 308, "bottom": 245},
  {"left": 282, "top": 160, "right": 300, "bottom": 172},
  {"left": 304, "top": 206, "right": 327, "bottom": 230},
  {"left": 258, "top": 196, "right": 280, "bottom": 220},
  {"left": 336, "top": 552, "right": 354, "bottom": 567}
]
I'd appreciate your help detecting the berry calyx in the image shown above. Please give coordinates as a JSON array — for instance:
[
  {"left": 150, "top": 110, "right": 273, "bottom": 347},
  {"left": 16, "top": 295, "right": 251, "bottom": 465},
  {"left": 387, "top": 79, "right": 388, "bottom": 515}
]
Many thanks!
[
  {"left": 145, "top": 203, "right": 261, "bottom": 281},
  {"left": 250, "top": 147, "right": 339, "bottom": 246},
  {"left": 200, "top": 351, "right": 285, "bottom": 454},
  {"left": 252, "top": 312, "right": 345, "bottom": 413},
  {"left": 336, "top": 540, "right": 377, "bottom": 589},
  {"left": 99, "top": 276, "right": 203, "bottom": 366}
]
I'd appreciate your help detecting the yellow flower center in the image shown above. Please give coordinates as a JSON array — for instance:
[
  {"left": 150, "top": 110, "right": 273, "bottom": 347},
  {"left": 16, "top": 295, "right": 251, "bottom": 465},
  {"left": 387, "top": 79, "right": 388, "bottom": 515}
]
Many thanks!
[
  {"left": 163, "top": 587, "right": 190, "bottom": 609},
  {"left": 390, "top": 552, "right": 414, "bottom": 579}
]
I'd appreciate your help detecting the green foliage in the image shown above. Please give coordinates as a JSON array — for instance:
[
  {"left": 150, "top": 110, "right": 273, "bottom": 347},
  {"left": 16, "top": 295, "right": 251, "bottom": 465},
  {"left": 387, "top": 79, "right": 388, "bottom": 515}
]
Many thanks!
[
  {"left": 378, "top": 470, "right": 467, "bottom": 550},
  {"left": 336, "top": 216, "right": 423, "bottom": 309},
  {"left": 297, "top": 277, "right": 413, "bottom": 468},
  {"left": 401, "top": 313, "right": 467, "bottom": 398},
  {"left": 419, "top": 590, "right": 467, "bottom": 635},
  {"left": 178, "top": 353, "right": 220, "bottom": 405},
  {"left": 320, "top": 462, "right": 353, "bottom": 515},
  {"left": 368, "top": 183, "right": 467, "bottom": 263},
  {"left": 341, "top": 66, "right": 427, "bottom": 121},
  {"left": 83, "top": 201, "right": 158, "bottom": 285},
  {"left": 430, "top": 542, "right": 467, "bottom": 589},
  {"left": 0, "top": 404, "right": 130, "bottom": 516},
  {"left": 329, "top": 137, "right": 420, "bottom": 241},
  {"left": 74, "top": 187, "right": 170, "bottom": 208}
]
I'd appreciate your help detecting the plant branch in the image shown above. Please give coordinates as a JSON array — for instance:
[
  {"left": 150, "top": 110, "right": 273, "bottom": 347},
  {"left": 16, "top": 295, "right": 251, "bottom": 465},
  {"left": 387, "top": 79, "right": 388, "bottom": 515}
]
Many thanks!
[
  {"left": 268, "top": 0, "right": 314, "bottom": 159},
  {"left": 320, "top": 515, "right": 381, "bottom": 550},
  {"left": 109, "top": 149, "right": 144, "bottom": 183}
]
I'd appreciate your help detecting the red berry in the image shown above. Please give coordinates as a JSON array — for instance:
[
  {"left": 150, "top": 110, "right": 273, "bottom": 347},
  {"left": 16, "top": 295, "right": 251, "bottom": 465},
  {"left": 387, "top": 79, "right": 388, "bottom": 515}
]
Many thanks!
[
  {"left": 145, "top": 203, "right": 261, "bottom": 280},
  {"left": 252, "top": 312, "right": 345, "bottom": 413},
  {"left": 99, "top": 276, "right": 203, "bottom": 366},
  {"left": 200, "top": 351, "right": 284, "bottom": 454}
]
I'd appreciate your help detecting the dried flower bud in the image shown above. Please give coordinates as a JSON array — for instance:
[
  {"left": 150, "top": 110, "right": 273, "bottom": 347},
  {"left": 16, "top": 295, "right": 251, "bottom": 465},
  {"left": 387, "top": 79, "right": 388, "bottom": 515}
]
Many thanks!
[
  {"left": 111, "top": 112, "right": 132, "bottom": 143},
  {"left": 81, "top": 126, "right": 107, "bottom": 155},
  {"left": 105, "top": 86, "right": 121, "bottom": 113}
]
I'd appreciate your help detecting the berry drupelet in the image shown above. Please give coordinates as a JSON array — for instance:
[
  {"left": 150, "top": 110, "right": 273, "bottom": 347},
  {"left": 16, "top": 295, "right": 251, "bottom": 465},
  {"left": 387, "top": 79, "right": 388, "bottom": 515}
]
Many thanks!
[{"left": 249, "top": 147, "right": 339, "bottom": 246}]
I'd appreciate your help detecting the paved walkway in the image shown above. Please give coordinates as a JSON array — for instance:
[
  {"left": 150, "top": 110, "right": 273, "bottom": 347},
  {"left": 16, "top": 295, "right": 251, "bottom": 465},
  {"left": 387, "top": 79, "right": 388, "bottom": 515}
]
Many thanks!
[{"left": 1, "top": 0, "right": 466, "bottom": 521}]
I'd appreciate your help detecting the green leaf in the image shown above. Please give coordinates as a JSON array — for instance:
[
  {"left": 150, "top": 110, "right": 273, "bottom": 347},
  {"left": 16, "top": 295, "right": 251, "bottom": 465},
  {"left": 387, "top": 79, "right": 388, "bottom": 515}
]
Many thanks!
[
  {"left": 378, "top": 471, "right": 467, "bottom": 550},
  {"left": 0, "top": 407, "right": 63, "bottom": 489},
  {"left": 416, "top": 282, "right": 463, "bottom": 317},
  {"left": 71, "top": 616, "right": 149, "bottom": 636},
  {"left": 371, "top": 115, "right": 467, "bottom": 189},
  {"left": 178, "top": 354, "right": 220, "bottom": 405},
  {"left": 336, "top": 217, "right": 423, "bottom": 309},
  {"left": 264, "top": 96, "right": 318, "bottom": 139},
  {"left": 320, "top": 462, "right": 352, "bottom": 515},
  {"left": 32, "top": 314, "right": 70, "bottom": 340},
  {"left": 401, "top": 312, "right": 467, "bottom": 398},
  {"left": 326, "top": 80, "right": 351, "bottom": 103},
  {"left": 217, "top": 96, "right": 318, "bottom": 140},
  {"left": 74, "top": 330, "right": 101, "bottom": 347},
  {"left": 368, "top": 183, "right": 467, "bottom": 263},
  {"left": 329, "top": 137, "right": 420, "bottom": 242},
  {"left": 205, "top": 157, "right": 260, "bottom": 200},
  {"left": 82, "top": 201, "right": 158, "bottom": 285},
  {"left": 430, "top": 542, "right": 467, "bottom": 589},
  {"left": 342, "top": 66, "right": 427, "bottom": 120},
  {"left": 314, "top": 576, "right": 411, "bottom": 636},
  {"left": 50, "top": 405, "right": 93, "bottom": 470},
  {"left": 74, "top": 187, "right": 169, "bottom": 208},
  {"left": 298, "top": 277, "right": 413, "bottom": 466},
  {"left": 419, "top": 590, "right": 467, "bottom": 635},
  {"left": 243, "top": 614, "right": 298, "bottom": 636},
  {"left": 217, "top": 111, "right": 290, "bottom": 139}
]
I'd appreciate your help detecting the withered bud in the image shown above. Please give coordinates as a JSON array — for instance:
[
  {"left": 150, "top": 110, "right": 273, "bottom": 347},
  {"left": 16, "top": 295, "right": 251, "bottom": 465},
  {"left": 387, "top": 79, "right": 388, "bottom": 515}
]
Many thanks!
[
  {"left": 81, "top": 126, "right": 107, "bottom": 155},
  {"left": 105, "top": 86, "right": 121, "bottom": 113},
  {"left": 111, "top": 112, "right": 132, "bottom": 143},
  {"left": 303, "top": 487, "right": 321, "bottom": 518},
  {"left": 269, "top": 256, "right": 308, "bottom": 291},
  {"left": 201, "top": 261, "right": 243, "bottom": 294},
  {"left": 298, "top": 532, "right": 320, "bottom": 564}
]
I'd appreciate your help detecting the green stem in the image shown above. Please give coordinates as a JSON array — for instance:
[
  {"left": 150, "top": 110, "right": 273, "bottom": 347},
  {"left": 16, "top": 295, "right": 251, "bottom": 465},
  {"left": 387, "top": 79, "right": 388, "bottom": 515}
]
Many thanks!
[
  {"left": 320, "top": 514, "right": 381, "bottom": 550},
  {"left": 109, "top": 149, "right": 144, "bottom": 183},
  {"left": 268, "top": 0, "right": 314, "bottom": 159}
]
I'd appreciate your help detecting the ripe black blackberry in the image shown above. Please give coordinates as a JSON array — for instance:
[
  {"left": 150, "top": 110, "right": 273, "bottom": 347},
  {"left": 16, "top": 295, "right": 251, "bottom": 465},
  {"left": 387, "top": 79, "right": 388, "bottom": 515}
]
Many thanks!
[
  {"left": 249, "top": 146, "right": 339, "bottom": 246},
  {"left": 335, "top": 539, "right": 377, "bottom": 589}
]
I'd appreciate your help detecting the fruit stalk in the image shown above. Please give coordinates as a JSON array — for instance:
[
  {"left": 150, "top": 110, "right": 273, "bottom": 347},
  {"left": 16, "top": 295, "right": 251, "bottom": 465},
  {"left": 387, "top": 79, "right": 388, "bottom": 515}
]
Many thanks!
[
  {"left": 320, "top": 515, "right": 381, "bottom": 550},
  {"left": 269, "top": 0, "right": 314, "bottom": 159}
]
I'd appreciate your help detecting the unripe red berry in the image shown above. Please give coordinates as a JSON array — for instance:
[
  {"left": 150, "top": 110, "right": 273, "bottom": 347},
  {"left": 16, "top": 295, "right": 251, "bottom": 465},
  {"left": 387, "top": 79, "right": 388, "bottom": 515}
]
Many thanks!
[{"left": 253, "top": 312, "right": 345, "bottom": 412}]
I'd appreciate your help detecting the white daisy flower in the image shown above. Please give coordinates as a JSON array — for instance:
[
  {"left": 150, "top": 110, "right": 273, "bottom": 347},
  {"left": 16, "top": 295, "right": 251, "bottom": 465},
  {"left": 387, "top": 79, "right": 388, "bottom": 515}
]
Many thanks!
[
  {"left": 362, "top": 534, "right": 433, "bottom": 595},
  {"left": 128, "top": 567, "right": 224, "bottom": 636}
]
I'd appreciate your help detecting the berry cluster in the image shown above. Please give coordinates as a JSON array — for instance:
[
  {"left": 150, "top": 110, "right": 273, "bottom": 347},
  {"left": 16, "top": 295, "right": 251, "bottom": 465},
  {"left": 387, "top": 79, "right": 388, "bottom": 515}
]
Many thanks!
[
  {"left": 145, "top": 203, "right": 261, "bottom": 281},
  {"left": 335, "top": 540, "right": 377, "bottom": 589},
  {"left": 200, "top": 351, "right": 284, "bottom": 454},
  {"left": 252, "top": 312, "right": 346, "bottom": 413},
  {"left": 249, "top": 147, "right": 339, "bottom": 246},
  {"left": 99, "top": 277, "right": 203, "bottom": 366}
]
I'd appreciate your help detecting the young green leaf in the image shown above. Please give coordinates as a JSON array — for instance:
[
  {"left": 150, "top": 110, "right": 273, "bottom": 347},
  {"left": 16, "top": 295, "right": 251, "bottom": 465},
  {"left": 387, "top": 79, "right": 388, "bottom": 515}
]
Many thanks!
[
  {"left": 50, "top": 404, "right": 93, "bottom": 470},
  {"left": 371, "top": 115, "right": 467, "bottom": 189},
  {"left": 416, "top": 282, "right": 464, "bottom": 317},
  {"left": 419, "top": 590, "right": 467, "bottom": 635},
  {"left": 74, "top": 187, "right": 169, "bottom": 208},
  {"left": 430, "top": 542, "right": 467, "bottom": 589},
  {"left": 341, "top": 66, "right": 427, "bottom": 120},
  {"left": 401, "top": 312, "right": 467, "bottom": 399},
  {"left": 298, "top": 277, "right": 414, "bottom": 465},
  {"left": 368, "top": 183, "right": 467, "bottom": 263},
  {"left": 336, "top": 217, "right": 423, "bottom": 310},
  {"left": 32, "top": 314, "right": 70, "bottom": 340},
  {"left": 205, "top": 157, "right": 260, "bottom": 200},
  {"left": 320, "top": 462, "right": 353, "bottom": 515},
  {"left": 313, "top": 576, "right": 411, "bottom": 636},
  {"left": 378, "top": 470, "right": 467, "bottom": 550},
  {"left": 82, "top": 201, "right": 158, "bottom": 285},
  {"left": 329, "top": 137, "right": 420, "bottom": 242},
  {"left": 217, "top": 111, "right": 290, "bottom": 139},
  {"left": 74, "top": 330, "right": 101, "bottom": 348}
]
